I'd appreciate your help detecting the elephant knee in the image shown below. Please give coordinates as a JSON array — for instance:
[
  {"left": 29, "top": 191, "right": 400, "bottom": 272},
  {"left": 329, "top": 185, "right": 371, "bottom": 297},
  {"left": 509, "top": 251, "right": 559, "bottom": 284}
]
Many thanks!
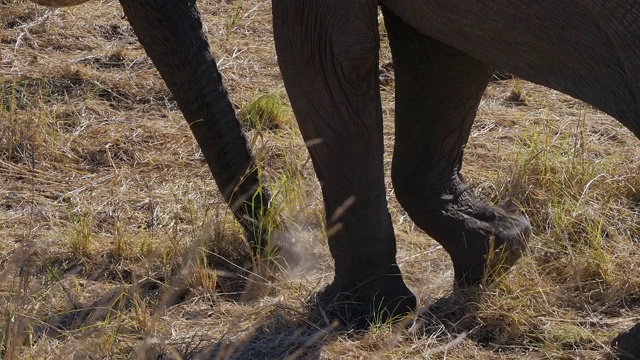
[
  {"left": 391, "top": 171, "right": 424, "bottom": 215},
  {"left": 391, "top": 164, "right": 454, "bottom": 224}
]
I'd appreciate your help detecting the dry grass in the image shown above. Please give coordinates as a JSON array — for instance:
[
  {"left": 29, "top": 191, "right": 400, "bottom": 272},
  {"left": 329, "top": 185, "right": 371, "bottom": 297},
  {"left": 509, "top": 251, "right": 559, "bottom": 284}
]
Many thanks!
[{"left": 1, "top": 1, "right": 640, "bottom": 359}]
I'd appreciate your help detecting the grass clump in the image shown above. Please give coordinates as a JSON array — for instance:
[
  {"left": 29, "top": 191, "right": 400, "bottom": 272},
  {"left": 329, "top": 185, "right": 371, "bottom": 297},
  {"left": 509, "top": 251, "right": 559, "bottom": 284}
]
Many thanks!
[
  {"left": 504, "top": 80, "right": 527, "bottom": 105},
  {"left": 0, "top": 79, "right": 42, "bottom": 164},
  {"left": 495, "top": 116, "right": 638, "bottom": 297},
  {"left": 470, "top": 106, "right": 640, "bottom": 355},
  {"left": 240, "top": 93, "right": 287, "bottom": 132},
  {"left": 66, "top": 212, "right": 96, "bottom": 259}
]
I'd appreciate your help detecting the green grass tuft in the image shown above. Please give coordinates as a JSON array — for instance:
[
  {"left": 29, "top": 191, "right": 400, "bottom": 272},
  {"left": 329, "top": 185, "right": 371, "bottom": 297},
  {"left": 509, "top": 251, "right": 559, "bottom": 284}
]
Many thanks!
[{"left": 240, "top": 93, "right": 287, "bottom": 132}]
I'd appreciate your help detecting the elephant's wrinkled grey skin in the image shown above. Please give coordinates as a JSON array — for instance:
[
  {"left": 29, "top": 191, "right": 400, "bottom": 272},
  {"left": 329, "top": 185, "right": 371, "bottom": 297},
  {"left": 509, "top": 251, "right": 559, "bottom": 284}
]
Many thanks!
[
  {"left": 272, "top": 0, "right": 640, "bottom": 352},
  {"left": 272, "top": 0, "right": 529, "bottom": 324}
]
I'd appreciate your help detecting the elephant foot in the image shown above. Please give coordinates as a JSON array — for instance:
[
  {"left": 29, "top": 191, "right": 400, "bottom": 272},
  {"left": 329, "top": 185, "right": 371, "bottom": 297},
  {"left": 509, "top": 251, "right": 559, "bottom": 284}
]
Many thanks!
[
  {"left": 313, "top": 265, "right": 417, "bottom": 328},
  {"left": 410, "top": 181, "right": 530, "bottom": 289},
  {"left": 448, "top": 199, "right": 530, "bottom": 289},
  {"left": 611, "top": 322, "right": 640, "bottom": 360}
]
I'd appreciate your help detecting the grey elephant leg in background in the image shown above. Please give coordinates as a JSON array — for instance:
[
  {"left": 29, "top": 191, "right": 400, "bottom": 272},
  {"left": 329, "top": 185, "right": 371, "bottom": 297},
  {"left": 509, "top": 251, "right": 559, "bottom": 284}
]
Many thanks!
[
  {"left": 273, "top": 0, "right": 415, "bottom": 323},
  {"left": 118, "top": 0, "right": 275, "bottom": 254},
  {"left": 382, "top": 9, "right": 530, "bottom": 288}
]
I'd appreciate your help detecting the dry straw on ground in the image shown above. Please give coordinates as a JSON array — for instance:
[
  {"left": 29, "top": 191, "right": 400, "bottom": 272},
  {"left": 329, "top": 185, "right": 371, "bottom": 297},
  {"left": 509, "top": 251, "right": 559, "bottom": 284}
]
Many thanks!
[{"left": 1, "top": 1, "right": 640, "bottom": 359}]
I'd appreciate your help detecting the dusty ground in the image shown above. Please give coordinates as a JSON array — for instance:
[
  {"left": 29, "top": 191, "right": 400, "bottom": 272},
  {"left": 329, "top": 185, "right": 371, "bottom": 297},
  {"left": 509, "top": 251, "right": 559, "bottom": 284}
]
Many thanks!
[{"left": 1, "top": 1, "right": 640, "bottom": 359}]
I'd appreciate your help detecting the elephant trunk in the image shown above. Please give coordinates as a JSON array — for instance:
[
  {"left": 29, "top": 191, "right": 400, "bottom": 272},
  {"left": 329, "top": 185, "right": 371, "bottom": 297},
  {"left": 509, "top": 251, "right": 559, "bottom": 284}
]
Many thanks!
[
  {"left": 118, "top": 0, "right": 271, "bottom": 249},
  {"left": 28, "top": 0, "right": 90, "bottom": 7}
]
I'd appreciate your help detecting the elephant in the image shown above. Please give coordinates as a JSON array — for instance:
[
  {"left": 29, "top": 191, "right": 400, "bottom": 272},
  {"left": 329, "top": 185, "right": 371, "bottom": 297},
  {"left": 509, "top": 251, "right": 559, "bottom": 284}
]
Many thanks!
[
  {"left": 271, "top": 0, "right": 640, "bottom": 356},
  {"left": 29, "top": 0, "right": 640, "bottom": 357}
]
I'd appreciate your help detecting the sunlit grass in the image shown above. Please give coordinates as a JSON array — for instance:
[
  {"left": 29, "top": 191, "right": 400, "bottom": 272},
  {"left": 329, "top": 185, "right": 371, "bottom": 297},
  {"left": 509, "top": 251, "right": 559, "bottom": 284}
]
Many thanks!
[{"left": 240, "top": 93, "right": 288, "bottom": 132}]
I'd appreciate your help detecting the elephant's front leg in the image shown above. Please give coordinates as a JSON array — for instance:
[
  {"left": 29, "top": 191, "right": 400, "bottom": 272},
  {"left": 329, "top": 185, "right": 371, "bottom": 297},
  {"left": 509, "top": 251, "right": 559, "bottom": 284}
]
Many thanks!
[
  {"left": 384, "top": 10, "right": 530, "bottom": 289},
  {"left": 273, "top": 0, "right": 416, "bottom": 324}
]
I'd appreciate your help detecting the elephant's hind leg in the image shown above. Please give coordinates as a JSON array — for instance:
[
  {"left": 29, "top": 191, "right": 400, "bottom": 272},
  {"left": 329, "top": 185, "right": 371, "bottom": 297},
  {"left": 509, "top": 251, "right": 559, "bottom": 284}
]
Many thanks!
[
  {"left": 383, "top": 9, "right": 530, "bottom": 289},
  {"left": 273, "top": 0, "right": 415, "bottom": 325}
]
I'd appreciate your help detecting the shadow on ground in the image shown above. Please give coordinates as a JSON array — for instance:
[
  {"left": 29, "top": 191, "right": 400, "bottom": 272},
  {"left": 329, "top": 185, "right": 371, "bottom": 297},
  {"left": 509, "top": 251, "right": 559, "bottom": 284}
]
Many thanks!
[{"left": 189, "top": 307, "right": 336, "bottom": 360}]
